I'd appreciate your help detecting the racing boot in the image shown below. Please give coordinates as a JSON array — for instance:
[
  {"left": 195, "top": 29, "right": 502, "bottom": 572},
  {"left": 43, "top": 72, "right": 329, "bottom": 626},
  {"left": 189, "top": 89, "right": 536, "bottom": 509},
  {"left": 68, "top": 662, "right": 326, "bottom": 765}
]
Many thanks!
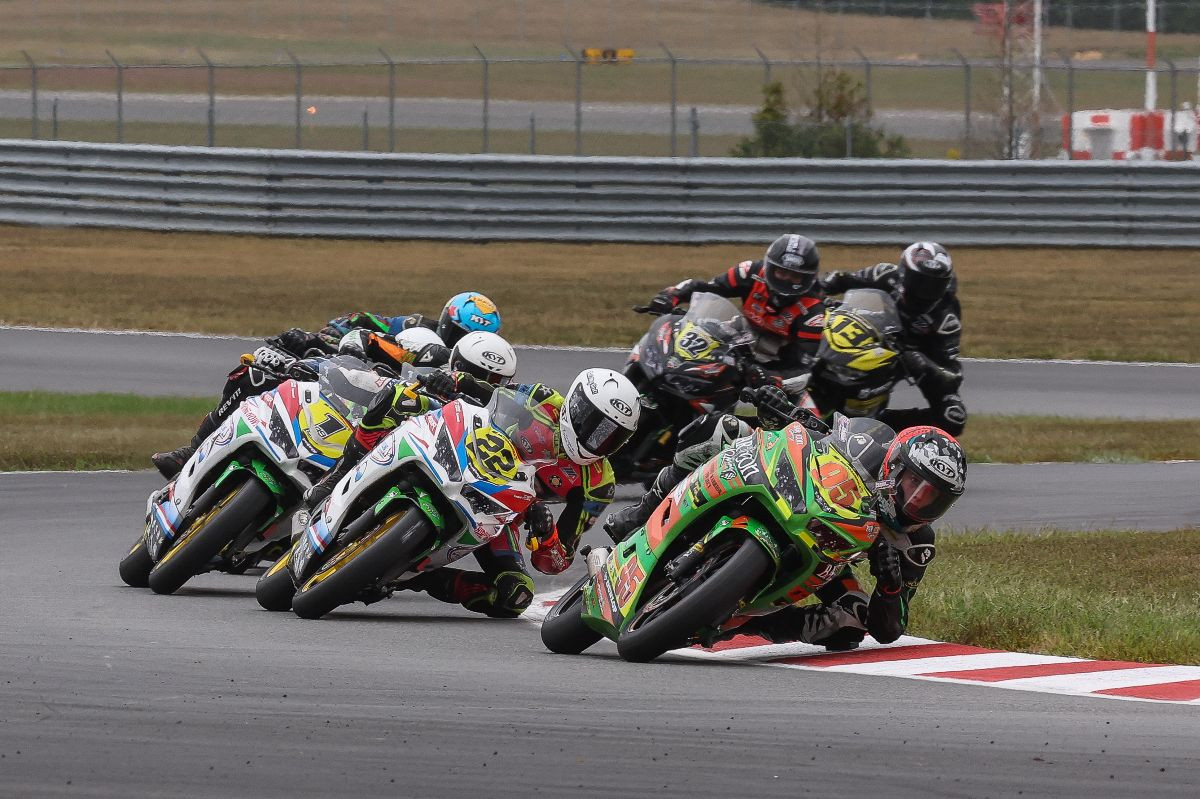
[
  {"left": 602, "top": 463, "right": 685, "bottom": 544},
  {"left": 151, "top": 411, "right": 220, "bottom": 480},
  {"left": 303, "top": 435, "right": 368, "bottom": 511}
]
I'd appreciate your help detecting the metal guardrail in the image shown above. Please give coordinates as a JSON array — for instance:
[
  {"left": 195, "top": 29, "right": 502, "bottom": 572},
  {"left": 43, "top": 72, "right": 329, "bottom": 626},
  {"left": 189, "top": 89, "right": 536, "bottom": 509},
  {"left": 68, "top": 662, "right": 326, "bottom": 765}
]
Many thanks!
[{"left": 2, "top": 139, "right": 1199, "bottom": 246}]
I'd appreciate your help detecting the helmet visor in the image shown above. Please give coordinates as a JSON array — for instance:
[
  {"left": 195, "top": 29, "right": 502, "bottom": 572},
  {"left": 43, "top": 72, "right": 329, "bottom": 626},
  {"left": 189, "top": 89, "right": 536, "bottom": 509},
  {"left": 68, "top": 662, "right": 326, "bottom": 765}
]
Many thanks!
[
  {"left": 900, "top": 269, "right": 950, "bottom": 309},
  {"left": 894, "top": 468, "right": 958, "bottom": 523},
  {"left": 566, "top": 384, "right": 634, "bottom": 458},
  {"left": 766, "top": 264, "right": 815, "bottom": 297},
  {"left": 455, "top": 358, "right": 512, "bottom": 386}
]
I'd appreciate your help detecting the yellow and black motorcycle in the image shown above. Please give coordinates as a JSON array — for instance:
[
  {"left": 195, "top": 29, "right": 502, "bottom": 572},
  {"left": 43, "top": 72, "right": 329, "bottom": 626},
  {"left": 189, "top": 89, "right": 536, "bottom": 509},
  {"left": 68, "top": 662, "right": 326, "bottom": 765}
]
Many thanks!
[{"left": 791, "top": 288, "right": 906, "bottom": 421}]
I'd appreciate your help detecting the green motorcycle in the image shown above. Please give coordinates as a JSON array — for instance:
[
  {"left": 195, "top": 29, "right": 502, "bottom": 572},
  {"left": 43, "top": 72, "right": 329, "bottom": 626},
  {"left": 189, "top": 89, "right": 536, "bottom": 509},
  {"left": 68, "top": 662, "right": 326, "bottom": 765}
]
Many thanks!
[{"left": 540, "top": 419, "right": 884, "bottom": 663}]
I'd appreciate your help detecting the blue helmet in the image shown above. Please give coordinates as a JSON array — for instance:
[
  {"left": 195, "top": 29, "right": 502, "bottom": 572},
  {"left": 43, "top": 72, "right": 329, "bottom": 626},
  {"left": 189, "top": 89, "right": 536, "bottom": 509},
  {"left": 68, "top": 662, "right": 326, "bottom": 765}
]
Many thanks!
[{"left": 437, "top": 292, "right": 502, "bottom": 347}]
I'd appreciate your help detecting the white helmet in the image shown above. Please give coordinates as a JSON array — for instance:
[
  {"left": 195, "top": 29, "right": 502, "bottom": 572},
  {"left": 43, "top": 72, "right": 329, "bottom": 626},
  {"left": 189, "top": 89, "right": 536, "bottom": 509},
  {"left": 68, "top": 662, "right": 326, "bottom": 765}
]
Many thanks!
[
  {"left": 395, "top": 326, "right": 445, "bottom": 352},
  {"left": 451, "top": 331, "right": 517, "bottom": 385},
  {"left": 337, "top": 329, "right": 371, "bottom": 358},
  {"left": 560, "top": 368, "right": 641, "bottom": 465}
]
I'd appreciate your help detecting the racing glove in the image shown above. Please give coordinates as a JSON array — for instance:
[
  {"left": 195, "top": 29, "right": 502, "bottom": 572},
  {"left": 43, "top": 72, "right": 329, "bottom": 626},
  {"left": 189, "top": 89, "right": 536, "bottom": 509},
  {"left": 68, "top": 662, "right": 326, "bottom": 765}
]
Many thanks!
[
  {"left": 419, "top": 369, "right": 458, "bottom": 400},
  {"left": 268, "top": 328, "right": 310, "bottom": 357},
  {"left": 750, "top": 385, "right": 797, "bottom": 430},
  {"left": 818, "top": 271, "right": 849, "bottom": 296},
  {"left": 901, "top": 350, "right": 961, "bottom": 391},
  {"left": 252, "top": 345, "right": 295, "bottom": 374},
  {"left": 868, "top": 538, "right": 904, "bottom": 596}
]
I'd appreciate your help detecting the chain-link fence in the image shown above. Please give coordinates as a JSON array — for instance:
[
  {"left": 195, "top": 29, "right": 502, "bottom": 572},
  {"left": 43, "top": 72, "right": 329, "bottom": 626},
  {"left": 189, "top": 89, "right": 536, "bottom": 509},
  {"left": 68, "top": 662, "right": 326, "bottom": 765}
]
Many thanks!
[{"left": 2, "top": 50, "right": 1196, "bottom": 158}]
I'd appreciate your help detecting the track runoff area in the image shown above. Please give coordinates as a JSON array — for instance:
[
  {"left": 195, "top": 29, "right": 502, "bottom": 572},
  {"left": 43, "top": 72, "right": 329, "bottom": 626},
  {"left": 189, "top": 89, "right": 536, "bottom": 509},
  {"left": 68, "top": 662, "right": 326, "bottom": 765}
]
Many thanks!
[{"left": 527, "top": 590, "right": 1200, "bottom": 706}]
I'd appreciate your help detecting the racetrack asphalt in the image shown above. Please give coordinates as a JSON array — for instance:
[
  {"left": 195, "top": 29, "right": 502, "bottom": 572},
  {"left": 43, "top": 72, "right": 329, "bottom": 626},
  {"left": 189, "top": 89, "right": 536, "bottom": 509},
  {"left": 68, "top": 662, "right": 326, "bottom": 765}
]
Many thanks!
[
  {"left": 1, "top": 471, "right": 1197, "bottom": 798},
  {"left": 3, "top": 326, "right": 1199, "bottom": 419}
]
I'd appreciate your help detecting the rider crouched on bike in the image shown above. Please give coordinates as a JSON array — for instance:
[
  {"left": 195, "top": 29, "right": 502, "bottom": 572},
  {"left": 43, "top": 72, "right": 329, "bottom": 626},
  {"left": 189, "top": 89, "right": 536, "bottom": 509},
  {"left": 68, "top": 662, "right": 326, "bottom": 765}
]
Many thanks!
[
  {"left": 645, "top": 234, "right": 826, "bottom": 378},
  {"left": 304, "top": 354, "right": 642, "bottom": 620},
  {"left": 605, "top": 387, "right": 966, "bottom": 650},
  {"left": 820, "top": 242, "right": 966, "bottom": 435},
  {"left": 150, "top": 326, "right": 450, "bottom": 480},
  {"left": 317, "top": 291, "right": 502, "bottom": 349},
  {"left": 150, "top": 292, "right": 503, "bottom": 479}
]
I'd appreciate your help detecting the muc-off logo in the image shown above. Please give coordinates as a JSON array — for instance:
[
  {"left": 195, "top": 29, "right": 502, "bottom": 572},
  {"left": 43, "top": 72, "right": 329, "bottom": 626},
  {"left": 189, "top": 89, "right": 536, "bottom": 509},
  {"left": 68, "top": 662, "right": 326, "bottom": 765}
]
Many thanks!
[
  {"left": 609, "top": 398, "right": 633, "bottom": 416},
  {"left": 482, "top": 350, "right": 506, "bottom": 364}
]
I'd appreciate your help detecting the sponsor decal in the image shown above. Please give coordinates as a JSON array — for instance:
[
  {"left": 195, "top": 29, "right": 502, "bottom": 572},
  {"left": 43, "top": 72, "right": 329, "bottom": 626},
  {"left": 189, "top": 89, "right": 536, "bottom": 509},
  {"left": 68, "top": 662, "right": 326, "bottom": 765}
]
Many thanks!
[
  {"left": 609, "top": 397, "right": 633, "bottom": 416},
  {"left": 370, "top": 436, "right": 396, "bottom": 465},
  {"left": 937, "top": 313, "right": 962, "bottom": 335},
  {"left": 471, "top": 295, "right": 497, "bottom": 314},
  {"left": 213, "top": 420, "right": 235, "bottom": 446},
  {"left": 731, "top": 438, "right": 761, "bottom": 480},
  {"left": 614, "top": 558, "right": 646, "bottom": 607},
  {"left": 482, "top": 350, "right": 506, "bottom": 365}
]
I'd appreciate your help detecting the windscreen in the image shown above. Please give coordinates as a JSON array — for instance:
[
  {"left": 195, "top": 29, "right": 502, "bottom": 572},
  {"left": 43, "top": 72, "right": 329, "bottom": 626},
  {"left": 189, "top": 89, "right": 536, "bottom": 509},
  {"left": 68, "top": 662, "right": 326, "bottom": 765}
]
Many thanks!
[
  {"left": 838, "top": 289, "right": 903, "bottom": 340},
  {"left": 318, "top": 356, "right": 387, "bottom": 424}
]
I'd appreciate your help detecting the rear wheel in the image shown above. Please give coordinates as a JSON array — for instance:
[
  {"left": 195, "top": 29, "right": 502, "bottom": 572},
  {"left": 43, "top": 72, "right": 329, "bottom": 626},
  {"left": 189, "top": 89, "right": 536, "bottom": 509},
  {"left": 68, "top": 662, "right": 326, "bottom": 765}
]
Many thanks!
[
  {"left": 255, "top": 548, "right": 298, "bottom": 611},
  {"left": 147, "top": 480, "right": 273, "bottom": 596},
  {"left": 616, "top": 536, "right": 772, "bottom": 663},
  {"left": 291, "top": 506, "right": 434, "bottom": 620},
  {"left": 118, "top": 536, "right": 154, "bottom": 588},
  {"left": 540, "top": 575, "right": 603, "bottom": 655}
]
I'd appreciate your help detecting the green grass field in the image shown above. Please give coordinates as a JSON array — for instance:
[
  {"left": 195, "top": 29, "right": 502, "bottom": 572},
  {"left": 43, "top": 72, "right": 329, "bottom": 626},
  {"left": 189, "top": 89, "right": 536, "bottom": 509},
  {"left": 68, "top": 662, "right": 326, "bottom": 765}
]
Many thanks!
[{"left": 898, "top": 529, "right": 1200, "bottom": 666}]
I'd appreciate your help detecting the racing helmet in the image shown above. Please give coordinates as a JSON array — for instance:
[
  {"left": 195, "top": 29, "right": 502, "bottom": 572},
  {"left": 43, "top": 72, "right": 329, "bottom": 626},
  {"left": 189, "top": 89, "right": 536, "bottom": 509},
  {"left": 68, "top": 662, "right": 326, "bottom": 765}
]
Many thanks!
[
  {"left": 763, "top": 234, "right": 820, "bottom": 303},
  {"left": 451, "top": 331, "right": 517, "bottom": 385},
  {"left": 877, "top": 426, "right": 966, "bottom": 532},
  {"left": 395, "top": 326, "right": 445, "bottom": 352},
  {"left": 560, "top": 368, "right": 641, "bottom": 465},
  {"left": 898, "top": 242, "right": 953, "bottom": 314},
  {"left": 337, "top": 329, "right": 371, "bottom": 359},
  {"left": 437, "top": 292, "right": 502, "bottom": 348}
]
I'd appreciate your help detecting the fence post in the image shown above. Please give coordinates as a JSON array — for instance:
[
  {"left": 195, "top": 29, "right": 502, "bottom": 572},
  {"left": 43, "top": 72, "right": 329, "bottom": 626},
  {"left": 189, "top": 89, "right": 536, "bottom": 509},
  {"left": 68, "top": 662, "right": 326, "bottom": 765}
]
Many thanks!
[
  {"left": 21, "top": 51, "right": 38, "bottom": 140},
  {"left": 854, "top": 47, "right": 872, "bottom": 116},
  {"left": 529, "top": 112, "right": 536, "bottom": 154},
  {"left": 952, "top": 48, "right": 971, "bottom": 158},
  {"left": 52, "top": 97, "right": 59, "bottom": 140},
  {"left": 379, "top": 48, "right": 396, "bottom": 153},
  {"left": 106, "top": 50, "right": 124, "bottom": 144},
  {"left": 362, "top": 106, "right": 369, "bottom": 151},
  {"left": 1062, "top": 51, "right": 1075, "bottom": 159},
  {"left": 472, "top": 44, "right": 490, "bottom": 154},
  {"left": 198, "top": 48, "right": 216, "bottom": 147},
  {"left": 689, "top": 107, "right": 699, "bottom": 157},
  {"left": 286, "top": 49, "right": 302, "bottom": 149},
  {"left": 662, "top": 43, "right": 677, "bottom": 157},
  {"left": 566, "top": 44, "right": 582, "bottom": 156},
  {"left": 753, "top": 45, "right": 771, "bottom": 85},
  {"left": 1166, "top": 58, "right": 1178, "bottom": 155},
  {"left": 844, "top": 118, "right": 852, "bottom": 157}
]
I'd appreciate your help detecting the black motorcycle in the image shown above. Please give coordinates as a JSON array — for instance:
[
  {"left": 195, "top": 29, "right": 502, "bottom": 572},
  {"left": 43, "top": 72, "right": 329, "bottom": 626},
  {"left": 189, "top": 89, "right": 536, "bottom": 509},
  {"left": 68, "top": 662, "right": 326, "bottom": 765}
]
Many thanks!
[{"left": 611, "top": 292, "right": 756, "bottom": 484}]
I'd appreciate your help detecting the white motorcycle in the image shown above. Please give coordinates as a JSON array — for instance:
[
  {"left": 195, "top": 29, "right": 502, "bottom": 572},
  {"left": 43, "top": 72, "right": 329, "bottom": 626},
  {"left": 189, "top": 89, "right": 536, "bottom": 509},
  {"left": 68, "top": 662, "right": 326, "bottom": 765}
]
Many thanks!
[
  {"left": 119, "top": 355, "right": 389, "bottom": 595},
  {"left": 255, "top": 385, "right": 558, "bottom": 619}
]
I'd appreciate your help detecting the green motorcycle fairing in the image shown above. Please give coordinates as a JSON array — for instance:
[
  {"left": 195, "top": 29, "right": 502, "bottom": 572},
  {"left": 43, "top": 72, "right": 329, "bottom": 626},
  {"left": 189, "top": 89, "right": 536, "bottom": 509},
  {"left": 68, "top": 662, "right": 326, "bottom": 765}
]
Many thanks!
[{"left": 580, "top": 422, "right": 882, "bottom": 641}]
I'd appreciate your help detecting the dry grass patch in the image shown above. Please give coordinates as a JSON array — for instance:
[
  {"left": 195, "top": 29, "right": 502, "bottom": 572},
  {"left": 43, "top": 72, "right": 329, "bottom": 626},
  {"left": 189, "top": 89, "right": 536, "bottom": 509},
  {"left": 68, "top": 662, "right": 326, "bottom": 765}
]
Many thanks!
[
  {"left": 3, "top": 0, "right": 1198, "bottom": 62},
  {"left": 2, "top": 227, "right": 1198, "bottom": 362},
  {"left": 959, "top": 416, "right": 1200, "bottom": 464},
  {"left": 895, "top": 529, "right": 1200, "bottom": 666}
]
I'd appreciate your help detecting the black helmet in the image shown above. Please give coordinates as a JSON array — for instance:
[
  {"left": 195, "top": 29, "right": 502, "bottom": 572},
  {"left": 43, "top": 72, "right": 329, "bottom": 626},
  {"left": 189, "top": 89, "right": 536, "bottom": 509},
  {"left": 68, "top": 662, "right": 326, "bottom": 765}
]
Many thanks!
[
  {"left": 878, "top": 426, "right": 966, "bottom": 532},
  {"left": 763, "top": 234, "right": 820, "bottom": 303},
  {"left": 898, "top": 242, "right": 953, "bottom": 314}
]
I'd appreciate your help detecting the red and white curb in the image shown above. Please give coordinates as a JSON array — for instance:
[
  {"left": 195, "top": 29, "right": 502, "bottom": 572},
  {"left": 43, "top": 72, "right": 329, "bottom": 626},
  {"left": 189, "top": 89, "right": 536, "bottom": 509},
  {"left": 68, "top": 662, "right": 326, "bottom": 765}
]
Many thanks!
[{"left": 527, "top": 589, "right": 1200, "bottom": 706}]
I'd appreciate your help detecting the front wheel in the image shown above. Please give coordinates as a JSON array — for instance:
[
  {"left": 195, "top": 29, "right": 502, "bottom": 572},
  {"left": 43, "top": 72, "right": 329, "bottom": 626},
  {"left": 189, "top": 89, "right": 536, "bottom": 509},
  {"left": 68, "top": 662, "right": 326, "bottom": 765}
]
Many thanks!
[
  {"left": 616, "top": 536, "right": 772, "bottom": 663},
  {"left": 255, "top": 548, "right": 298, "bottom": 611},
  {"left": 148, "top": 480, "right": 273, "bottom": 596},
  {"left": 291, "top": 506, "right": 434, "bottom": 620},
  {"left": 118, "top": 537, "right": 154, "bottom": 588},
  {"left": 540, "top": 575, "right": 603, "bottom": 655}
]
